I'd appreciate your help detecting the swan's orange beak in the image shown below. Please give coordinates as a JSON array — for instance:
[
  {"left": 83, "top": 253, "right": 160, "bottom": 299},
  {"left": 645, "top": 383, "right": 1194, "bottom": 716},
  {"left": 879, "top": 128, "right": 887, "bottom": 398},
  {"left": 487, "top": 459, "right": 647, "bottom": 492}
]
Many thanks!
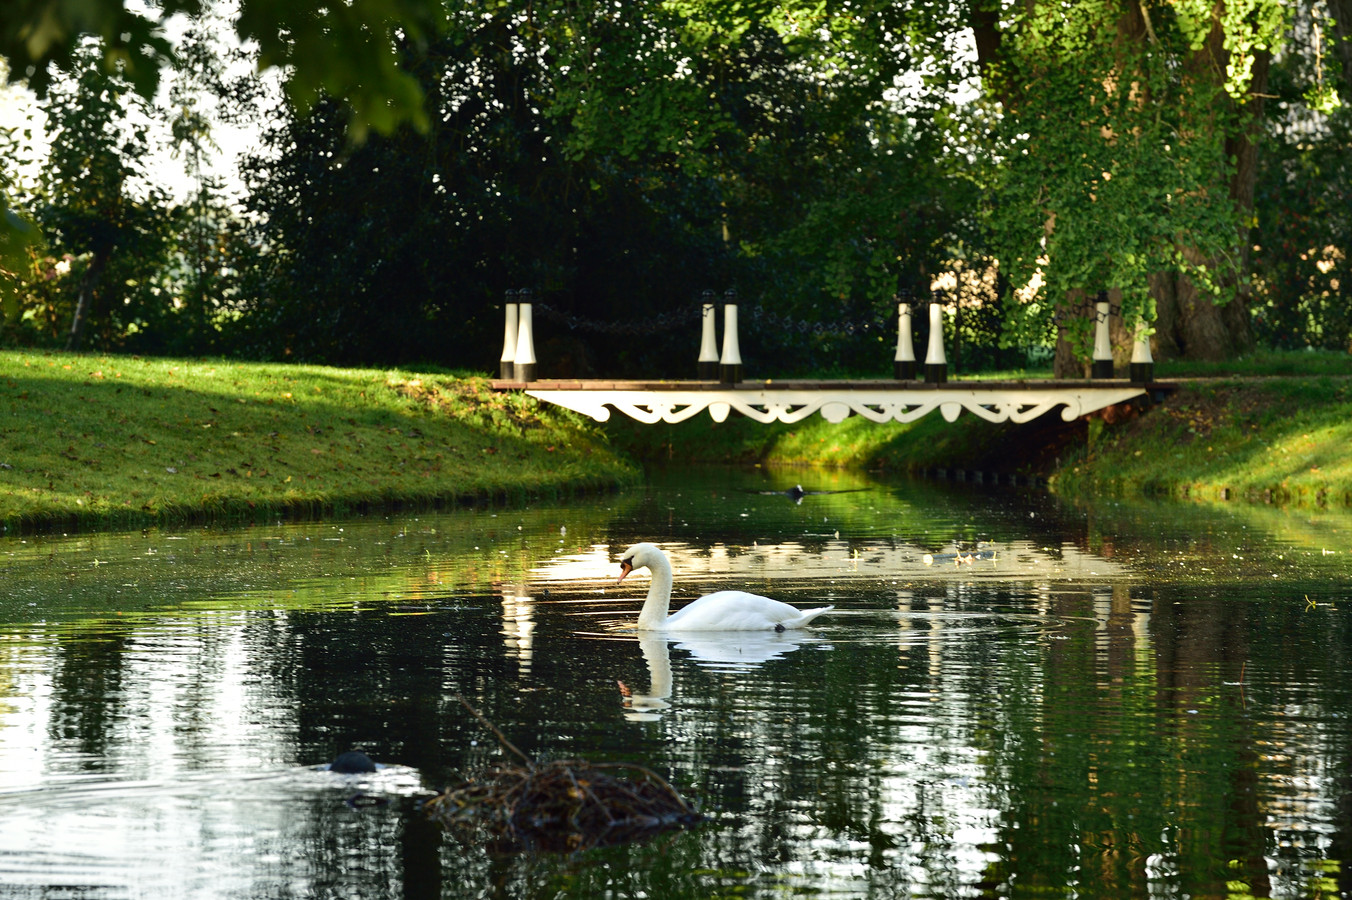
[{"left": 616, "top": 560, "right": 633, "bottom": 586}]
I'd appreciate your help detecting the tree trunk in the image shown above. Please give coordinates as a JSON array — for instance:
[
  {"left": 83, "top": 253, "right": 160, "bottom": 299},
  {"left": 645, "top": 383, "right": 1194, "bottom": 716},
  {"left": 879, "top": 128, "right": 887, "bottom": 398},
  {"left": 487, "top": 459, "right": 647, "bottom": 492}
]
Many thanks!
[
  {"left": 65, "top": 250, "right": 108, "bottom": 352},
  {"left": 1053, "top": 326, "right": 1083, "bottom": 378},
  {"left": 1155, "top": 269, "right": 1233, "bottom": 360},
  {"left": 1053, "top": 290, "right": 1086, "bottom": 378}
]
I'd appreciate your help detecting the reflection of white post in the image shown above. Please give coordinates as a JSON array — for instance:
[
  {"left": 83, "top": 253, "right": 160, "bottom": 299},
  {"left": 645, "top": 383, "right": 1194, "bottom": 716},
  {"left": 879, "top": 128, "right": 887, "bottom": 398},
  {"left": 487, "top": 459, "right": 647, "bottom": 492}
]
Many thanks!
[
  {"left": 1130, "top": 319, "right": 1154, "bottom": 383},
  {"left": 895, "top": 588, "right": 914, "bottom": 657},
  {"left": 514, "top": 295, "right": 537, "bottom": 383},
  {"left": 500, "top": 292, "right": 518, "bottom": 379},
  {"left": 894, "top": 299, "right": 916, "bottom": 380},
  {"left": 501, "top": 585, "right": 535, "bottom": 679},
  {"left": 698, "top": 292, "right": 719, "bottom": 380},
  {"left": 1092, "top": 293, "right": 1113, "bottom": 379},
  {"left": 924, "top": 298, "right": 947, "bottom": 384},
  {"left": 719, "top": 293, "right": 742, "bottom": 384}
]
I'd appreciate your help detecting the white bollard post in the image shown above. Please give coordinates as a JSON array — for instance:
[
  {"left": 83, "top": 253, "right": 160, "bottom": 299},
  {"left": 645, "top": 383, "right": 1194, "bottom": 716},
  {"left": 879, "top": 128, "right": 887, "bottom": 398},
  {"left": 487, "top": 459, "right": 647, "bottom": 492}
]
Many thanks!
[
  {"left": 924, "top": 296, "right": 947, "bottom": 383},
  {"left": 719, "top": 290, "right": 743, "bottom": 384},
  {"left": 1092, "top": 292, "right": 1113, "bottom": 379},
  {"left": 513, "top": 293, "right": 537, "bottom": 383},
  {"left": 894, "top": 296, "right": 916, "bottom": 380},
  {"left": 1130, "top": 319, "right": 1154, "bottom": 383},
  {"left": 500, "top": 291, "right": 518, "bottom": 379},
  {"left": 697, "top": 290, "right": 719, "bottom": 380}
]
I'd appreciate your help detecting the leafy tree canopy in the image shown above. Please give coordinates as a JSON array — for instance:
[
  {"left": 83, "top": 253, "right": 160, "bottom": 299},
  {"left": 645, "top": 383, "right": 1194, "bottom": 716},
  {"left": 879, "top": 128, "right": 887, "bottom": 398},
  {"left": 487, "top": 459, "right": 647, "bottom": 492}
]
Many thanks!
[{"left": 2, "top": 0, "right": 434, "bottom": 138}]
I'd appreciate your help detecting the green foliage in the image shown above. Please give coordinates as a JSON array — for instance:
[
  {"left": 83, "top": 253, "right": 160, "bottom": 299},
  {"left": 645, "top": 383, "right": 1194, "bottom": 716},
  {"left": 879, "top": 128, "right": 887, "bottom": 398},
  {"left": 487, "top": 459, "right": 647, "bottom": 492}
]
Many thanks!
[
  {"left": 162, "top": 21, "right": 232, "bottom": 354},
  {"left": 4, "top": 0, "right": 1346, "bottom": 373},
  {"left": 971, "top": 0, "right": 1301, "bottom": 362},
  {"left": 1171, "top": 0, "right": 1291, "bottom": 98},
  {"left": 983, "top": 4, "right": 1240, "bottom": 343},
  {"left": 234, "top": 0, "right": 437, "bottom": 142},
  {"left": 0, "top": 0, "right": 437, "bottom": 139},
  {"left": 0, "top": 115, "right": 39, "bottom": 298},
  {"left": 1250, "top": 9, "right": 1352, "bottom": 352},
  {"left": 2, "top": 26, "right": 262, "bottom": 356},
  {"left": 31, "top": 45, "right": 171, "bottom": 346},
  {"left": 1252, "top": 120, "right": 1352, "bottom": 350},
  {"left": 228, "top": 0, "right": 969, "bottom": 377},
  {"left": 0, "top": 0, "right": 446, "bottom": 270},
  {"left": 7, "top": 43, "right": 175, "bottom": 350},
  {"left": 0, "top": 0, "right": 196, "bottom": 98}
]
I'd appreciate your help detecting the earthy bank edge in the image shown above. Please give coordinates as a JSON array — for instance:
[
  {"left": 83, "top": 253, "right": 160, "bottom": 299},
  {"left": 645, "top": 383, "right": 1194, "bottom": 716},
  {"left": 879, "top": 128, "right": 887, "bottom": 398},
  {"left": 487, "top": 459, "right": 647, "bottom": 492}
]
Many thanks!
[
  {"left": 601, "top": 372, "right": 1352, "bottom": 508},
  {"left": 0, "top": 350, "right": 640, "bottom": 533}
]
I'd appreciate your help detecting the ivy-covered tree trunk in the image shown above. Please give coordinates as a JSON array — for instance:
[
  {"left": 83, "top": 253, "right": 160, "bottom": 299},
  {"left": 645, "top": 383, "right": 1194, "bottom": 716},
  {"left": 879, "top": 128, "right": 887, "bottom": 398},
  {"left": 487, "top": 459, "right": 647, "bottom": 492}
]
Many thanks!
[
  {"left": 973, "top": 0, "right": 1289, "bottom": 374},
  {"left": 1149, "top": 22, "right": 1268, "bottom": 362}
]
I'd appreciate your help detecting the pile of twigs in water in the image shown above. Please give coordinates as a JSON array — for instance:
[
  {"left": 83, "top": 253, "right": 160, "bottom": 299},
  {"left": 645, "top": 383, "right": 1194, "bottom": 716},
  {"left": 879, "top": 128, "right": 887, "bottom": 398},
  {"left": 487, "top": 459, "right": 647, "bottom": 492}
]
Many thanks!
[{"left": 425, "top": 697, "right": 702, "bottom": 852}]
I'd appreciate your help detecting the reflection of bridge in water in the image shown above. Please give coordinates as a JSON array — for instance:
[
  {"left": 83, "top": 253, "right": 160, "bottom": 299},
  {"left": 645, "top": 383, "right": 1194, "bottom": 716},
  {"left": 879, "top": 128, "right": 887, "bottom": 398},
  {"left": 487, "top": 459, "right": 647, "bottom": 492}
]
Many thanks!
[{"left": 520, "top": 540, "right": 1136, "bottom": 592}]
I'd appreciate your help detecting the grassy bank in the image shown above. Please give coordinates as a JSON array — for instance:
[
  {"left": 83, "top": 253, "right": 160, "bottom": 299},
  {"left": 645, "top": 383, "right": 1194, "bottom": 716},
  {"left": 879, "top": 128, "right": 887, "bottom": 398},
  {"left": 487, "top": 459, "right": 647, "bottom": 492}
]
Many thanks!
[
  {"left": 0, "top": 350, "right": 639, "bottom": 531},
  {"left": 1053, "top": 375, "right": 1352, "bottom": 505}
]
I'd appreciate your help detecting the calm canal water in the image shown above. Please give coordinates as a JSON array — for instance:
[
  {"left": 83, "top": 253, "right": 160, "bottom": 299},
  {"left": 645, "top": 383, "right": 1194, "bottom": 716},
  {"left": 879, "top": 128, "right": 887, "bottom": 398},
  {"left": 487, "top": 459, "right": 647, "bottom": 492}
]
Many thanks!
[{"left": 1, "top": 467, "right": 1350, "bottom": 899}]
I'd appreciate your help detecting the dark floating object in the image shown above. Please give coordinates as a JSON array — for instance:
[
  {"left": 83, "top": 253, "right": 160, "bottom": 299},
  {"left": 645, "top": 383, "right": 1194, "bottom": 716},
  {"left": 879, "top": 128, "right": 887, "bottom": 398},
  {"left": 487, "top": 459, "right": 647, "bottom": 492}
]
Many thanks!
[
  {"left": 426, "top": 696, "right": 702, "bottom": 852},
  {"left": 330, "top": 750, "right": 378, "bottom": 774},
  {"left": 741, "top": 484, "right": 868, "bottom": 504}
]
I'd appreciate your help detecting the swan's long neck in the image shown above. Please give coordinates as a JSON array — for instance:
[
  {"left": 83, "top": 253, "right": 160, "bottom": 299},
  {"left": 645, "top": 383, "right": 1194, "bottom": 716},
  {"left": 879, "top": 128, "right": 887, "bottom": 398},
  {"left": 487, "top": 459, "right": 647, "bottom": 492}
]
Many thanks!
[{"left": 636, "top": 552, "right": 674, "bottom": 630}]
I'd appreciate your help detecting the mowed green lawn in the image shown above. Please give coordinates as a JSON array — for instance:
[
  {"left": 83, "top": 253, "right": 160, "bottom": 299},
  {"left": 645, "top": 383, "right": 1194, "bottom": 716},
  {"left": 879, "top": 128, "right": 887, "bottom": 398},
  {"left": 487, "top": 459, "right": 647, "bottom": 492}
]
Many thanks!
[{"left": 0, "top": 350, "right": 638, "bottom": 530}]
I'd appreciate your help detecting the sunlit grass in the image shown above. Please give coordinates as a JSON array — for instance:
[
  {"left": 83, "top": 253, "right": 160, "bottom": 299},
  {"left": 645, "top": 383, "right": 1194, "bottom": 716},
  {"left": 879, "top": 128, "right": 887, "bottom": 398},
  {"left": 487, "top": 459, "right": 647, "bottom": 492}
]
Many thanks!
[
  {"left": 0, "top": 350, "right": 639, "bottom": 531},
  {"left": 1156, "top": 348, "right": 1351, "bottom": 378},
  {"left": 1055, "top": 375, "right": 1352, "bottom": 505},
  {"left": 602, "top": 401, "right": 1048, "bottom": 473}
]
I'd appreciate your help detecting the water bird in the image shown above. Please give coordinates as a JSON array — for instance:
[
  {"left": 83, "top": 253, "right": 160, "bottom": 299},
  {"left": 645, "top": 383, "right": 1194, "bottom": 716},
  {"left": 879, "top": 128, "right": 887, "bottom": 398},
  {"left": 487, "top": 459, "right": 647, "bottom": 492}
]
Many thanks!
[
  {"left": 617, "top": 542, "right": 832, "bottom": 632},
  {"left": 329, "top": 750, "right": 378, "bottom": 774},
  {"left": 741, "top": 484, "right": 867, "bottom": 504}
]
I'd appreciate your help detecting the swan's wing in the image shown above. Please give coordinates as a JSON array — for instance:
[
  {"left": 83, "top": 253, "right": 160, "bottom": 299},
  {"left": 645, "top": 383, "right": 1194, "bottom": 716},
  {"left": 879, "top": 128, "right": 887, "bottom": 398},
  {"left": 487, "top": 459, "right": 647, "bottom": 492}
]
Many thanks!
[{"left": 665, "top": 591, "right": 832, "bottom": 631}]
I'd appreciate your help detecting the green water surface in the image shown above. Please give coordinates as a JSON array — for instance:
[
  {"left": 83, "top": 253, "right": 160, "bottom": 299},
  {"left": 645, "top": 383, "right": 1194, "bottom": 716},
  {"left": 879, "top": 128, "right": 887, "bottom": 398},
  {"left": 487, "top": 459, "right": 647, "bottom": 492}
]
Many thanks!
[{"left": 0, "top": 467, "right": 1349, "bottom": 899}]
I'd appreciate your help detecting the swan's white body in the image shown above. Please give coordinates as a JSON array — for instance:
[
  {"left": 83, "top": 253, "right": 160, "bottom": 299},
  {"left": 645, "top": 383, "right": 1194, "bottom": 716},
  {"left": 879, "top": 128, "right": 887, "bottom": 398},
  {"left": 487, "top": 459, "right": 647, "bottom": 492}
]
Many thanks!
[{"left": 617, "top": 542, "right": 833, "bottom": 632}]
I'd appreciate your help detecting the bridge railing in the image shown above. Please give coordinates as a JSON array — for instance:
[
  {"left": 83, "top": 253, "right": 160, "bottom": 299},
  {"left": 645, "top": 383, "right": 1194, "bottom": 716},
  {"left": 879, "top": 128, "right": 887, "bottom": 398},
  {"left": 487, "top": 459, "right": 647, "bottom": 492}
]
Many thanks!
[{"left": 496, "top": 289, "right": 1155, "bottom": 385}]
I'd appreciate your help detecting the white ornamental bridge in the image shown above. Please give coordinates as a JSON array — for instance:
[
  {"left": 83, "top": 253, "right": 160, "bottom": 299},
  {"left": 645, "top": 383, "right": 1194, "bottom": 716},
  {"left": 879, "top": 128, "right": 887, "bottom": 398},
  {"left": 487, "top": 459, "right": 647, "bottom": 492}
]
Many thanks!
[{"left": 491, "top": 293, "right": 1172, "bottom": 426}]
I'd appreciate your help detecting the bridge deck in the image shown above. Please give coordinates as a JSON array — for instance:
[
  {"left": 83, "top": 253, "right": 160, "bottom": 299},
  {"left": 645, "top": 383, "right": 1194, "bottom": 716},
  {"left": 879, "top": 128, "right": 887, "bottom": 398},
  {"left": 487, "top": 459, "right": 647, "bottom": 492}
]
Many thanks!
[{"left": 494, "top": 378, "right": 1176, "bottom": 425}]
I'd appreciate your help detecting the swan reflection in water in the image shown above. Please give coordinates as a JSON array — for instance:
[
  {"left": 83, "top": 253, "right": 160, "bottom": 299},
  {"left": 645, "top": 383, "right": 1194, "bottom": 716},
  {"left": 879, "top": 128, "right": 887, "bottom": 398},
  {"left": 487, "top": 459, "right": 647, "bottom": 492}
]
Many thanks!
[{"left": 618, "top": 632, "right": 818, "bottom": 722}]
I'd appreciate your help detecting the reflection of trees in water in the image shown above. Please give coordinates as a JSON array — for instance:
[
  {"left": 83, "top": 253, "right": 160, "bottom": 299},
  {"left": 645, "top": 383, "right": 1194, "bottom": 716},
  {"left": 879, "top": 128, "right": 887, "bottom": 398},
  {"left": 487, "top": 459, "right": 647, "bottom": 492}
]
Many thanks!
[
  {"left": 47, "top": 628, "right": 130, "bottom": 760},
  {"left": 977, "top": 585, "right": 1352, "bottom": 898},
  {"left": 13, "top": 496, "right": 1352, "bottom": 898},
  {"left": 268, "top": 574, "right": 1351, "bottom": 898}
]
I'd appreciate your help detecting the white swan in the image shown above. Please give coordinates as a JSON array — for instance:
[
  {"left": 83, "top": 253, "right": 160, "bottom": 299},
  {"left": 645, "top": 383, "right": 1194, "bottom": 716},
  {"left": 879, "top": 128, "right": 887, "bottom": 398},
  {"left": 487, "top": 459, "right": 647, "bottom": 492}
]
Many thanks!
[{"left": 617, "top": 542, "right": 833, "bottom": 632}]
